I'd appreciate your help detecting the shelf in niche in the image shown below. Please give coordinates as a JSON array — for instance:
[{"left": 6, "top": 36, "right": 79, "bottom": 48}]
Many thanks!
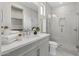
[
  {"left": 11, "top": 17, "right": 23, "bottom": 20},
  {"left": 11, "top": 24, "right": 23, "bottom": 26},
  {"left": 11, "top": 18, "right": 23, "bottom": 26},
  {"left": 11, "top": 25, "right": 23, "bottom": 29}
]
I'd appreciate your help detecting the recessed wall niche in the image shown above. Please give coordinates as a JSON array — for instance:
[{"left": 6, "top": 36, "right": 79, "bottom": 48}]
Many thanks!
[{"left": 11, "top": 5, "right": 23, "bottom": 31}]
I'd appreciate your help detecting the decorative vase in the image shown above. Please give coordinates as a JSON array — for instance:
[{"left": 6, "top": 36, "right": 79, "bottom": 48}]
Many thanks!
[
  {"left": 17, "top": 34, "right": 22, "bottom": 41},
  {"left": 34, "top": 31, "right": 37, "bottom": 35}
]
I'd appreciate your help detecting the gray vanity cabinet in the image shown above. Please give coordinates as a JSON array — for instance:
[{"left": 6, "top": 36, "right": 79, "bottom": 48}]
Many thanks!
[
  {"left": 23, "top": 37, "right": 49, "bottom": 56},
  {"left": 24, "top": 37, "right": 49, "bottom": 56},
  {"left": 23, "top": 47, "right": 38, "bottom": 56},
  {"left": 2, "top": 37, "right": 49, "bottom": 56},
  {"left": 39, "top": 38, "right": 49, "bottom": 56}
]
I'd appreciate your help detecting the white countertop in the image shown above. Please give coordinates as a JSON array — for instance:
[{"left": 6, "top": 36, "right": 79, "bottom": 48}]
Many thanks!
[{"left": 1, "top": 33, "right": 50, "bottom": 55}]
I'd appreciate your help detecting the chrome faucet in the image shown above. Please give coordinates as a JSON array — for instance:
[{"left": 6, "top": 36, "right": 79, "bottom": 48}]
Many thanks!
[{"left": 23, "top": 28, "right": 31, "bottom": 36}]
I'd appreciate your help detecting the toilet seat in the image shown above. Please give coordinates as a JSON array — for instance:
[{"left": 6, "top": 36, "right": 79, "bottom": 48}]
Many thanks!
[{"left": 49, "top": 41, "right": 58, "bottom": 46}]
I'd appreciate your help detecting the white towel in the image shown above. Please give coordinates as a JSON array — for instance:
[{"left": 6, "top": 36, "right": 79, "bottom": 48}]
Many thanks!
[{"left": 2, "top": 33, "right": 18, "bottom": 45}]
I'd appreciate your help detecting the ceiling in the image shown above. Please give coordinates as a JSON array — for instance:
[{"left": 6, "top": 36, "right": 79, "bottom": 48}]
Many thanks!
[
  {"left": 47, "top": 2, "right": 76, "bottom": 8},
  {"left": 16, "top": 2, "right": 76, "bottom": 11},
  {"left": 17, "top": 2, "right": 38, "bottom": 12}
]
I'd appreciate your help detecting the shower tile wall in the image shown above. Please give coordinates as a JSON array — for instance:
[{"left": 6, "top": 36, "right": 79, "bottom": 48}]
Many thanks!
[{"left": 50, "top": 3, "right": 78, "bottom": 53}]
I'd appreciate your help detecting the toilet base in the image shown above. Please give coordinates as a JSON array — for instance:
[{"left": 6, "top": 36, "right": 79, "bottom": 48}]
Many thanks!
[{"left": 49, "top": 41, "right": 58, "bottom": 56}]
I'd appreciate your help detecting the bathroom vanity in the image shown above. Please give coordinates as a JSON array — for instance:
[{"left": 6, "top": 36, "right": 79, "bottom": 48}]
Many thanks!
[
  {"left": 0, "top": 3, "right": 49, "bottom": 56},
  {"left": 1, "top": 33, "right": 50, "bottom": 56}
]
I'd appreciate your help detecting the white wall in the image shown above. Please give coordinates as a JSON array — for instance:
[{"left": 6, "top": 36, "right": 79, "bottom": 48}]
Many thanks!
[
  {"left": 76, "top": 3, "right": 79, "bottom": 49},
  {"left": 0, "top": 3, "right": 2, "bottom": 55},
  {"left": 0, "top": 3, "right": 11, "bottom": 27},
  {"left": 46, "top": 3, "right": 52, "bottom": 34},
  {"left": 51, "top": 3, "right": 78, "bottom": 52},
  {"left": 23, "top": 7, "right": 38, "bottom": 30}
]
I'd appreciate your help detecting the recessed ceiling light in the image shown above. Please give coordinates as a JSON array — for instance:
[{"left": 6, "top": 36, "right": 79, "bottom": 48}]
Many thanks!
[
  {"left": 59, "top": 2, "right": 63, "bottom": 4},
  {"left": 52, "top": 14, "right": 57, "bottom": 18}
]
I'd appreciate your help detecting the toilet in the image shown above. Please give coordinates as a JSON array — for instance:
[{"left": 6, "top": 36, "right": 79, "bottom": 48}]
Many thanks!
[{"left": 49, "top": 41, "right": 58, "bottom": 55}]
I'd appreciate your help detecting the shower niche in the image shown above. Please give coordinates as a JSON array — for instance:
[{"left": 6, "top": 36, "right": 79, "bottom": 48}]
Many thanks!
[{"left": 59, "top": 17, "right": 66, "bottom": 32}]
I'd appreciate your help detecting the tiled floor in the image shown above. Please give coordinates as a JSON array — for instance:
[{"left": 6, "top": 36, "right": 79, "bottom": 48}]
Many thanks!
[{"left": 49, "top": 47, "right": 78, "bottom": 56}]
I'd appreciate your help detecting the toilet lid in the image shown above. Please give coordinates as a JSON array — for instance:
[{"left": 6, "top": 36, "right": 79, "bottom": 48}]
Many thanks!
[{"left": 49, "top": 41, "right": 58, "bottom": 46}]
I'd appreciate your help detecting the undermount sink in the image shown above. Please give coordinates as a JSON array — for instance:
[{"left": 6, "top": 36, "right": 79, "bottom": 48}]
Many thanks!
[
  {"left": 25, "top": 33, "right": 40, "bottom": 39},
  {"left": 24, "top": 33, "right": 46, "bottom": 40}
]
